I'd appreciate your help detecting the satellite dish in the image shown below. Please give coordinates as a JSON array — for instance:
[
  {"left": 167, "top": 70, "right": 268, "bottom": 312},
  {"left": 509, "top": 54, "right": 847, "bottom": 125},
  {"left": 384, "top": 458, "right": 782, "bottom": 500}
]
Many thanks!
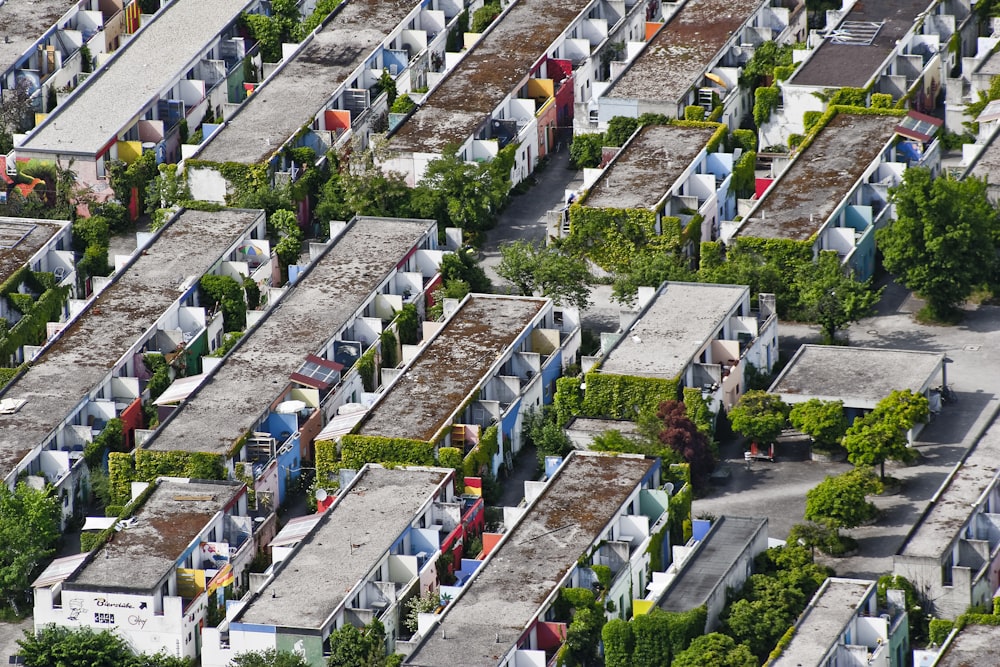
[
  {"left": 315, "top": 488, "right": 328, "bottom": 502},
  {"left": 664, "top": 482, "right": 675, "bottom": 496}
]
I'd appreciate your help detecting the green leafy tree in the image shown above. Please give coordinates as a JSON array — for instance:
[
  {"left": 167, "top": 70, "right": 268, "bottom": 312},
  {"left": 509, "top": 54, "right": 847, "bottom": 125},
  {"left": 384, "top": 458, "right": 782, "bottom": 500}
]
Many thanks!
[
  {"left": 878, "top": 168, "right": 999, "bottom": 321},
  {"left": 199, "top": 274, "right": 247, "bottom": 333},
  {"left": 404, "top": 589, "right": 441, "bottom": 633},
  {"left": 788, "top": 398, "right": 847, "bottom": 449},
  {"left": 440, "top": 250, "right": 492, "bottom": 292},
  {"left": 327, "top": 618, "right": 388, "bottom": 667},
  {"left": 842, "top": 389, "right": 928, "bottom": 480},
  {"left": 1, "top": 483, "right": 61, "bottom": 612},
  {"left": 611, "top": 249, "right": 695, "bottom": 305},
  {"left": 497, "top": 239, "right": 592, "bottom": 309},
  {"left": 524, "top": 408, "right": 573, "bottom": 466},
  {"left": 671, "top": 633, "right": 756, "bottom": 667},
  {"left": 793, "top": 251, "right": 883, "bottom": 343},
  {"left": 228, "top": 648, "right": 309, "bottom": 667},
  {"left": 569, "top": 132, "right": 605, "bottom": 169},
  {"left": 18, "top": 625, "right": 143, "bottom": 667},
  {"left": 741, "top": 41, "right": 793, "bottom": 88},
  {"left": 376, "top": 68, "right": 397, "bottom": 107},
  {"left": 427, "top": 278, "right": 470, "bottom": 320},
  {"left": 145, "top": 163, "right": 190, "bottom": 215},
  {"left": 727, "top": 391, "right": 789, "bottom": 446},
  {"left": 470, "top": 1, "right": 501, "bottom": 31},
  {"left": 268, "top": 209, "right": 304, "bottom": 269},
  {"left": 411, "top": 147, "right": 497, "bottom": 236},
  {"left": 805, "top": 467, "right": 882, "bottom": 528},
  {"left": 605, "top": 116, "right": 640, "bottom": 147}
]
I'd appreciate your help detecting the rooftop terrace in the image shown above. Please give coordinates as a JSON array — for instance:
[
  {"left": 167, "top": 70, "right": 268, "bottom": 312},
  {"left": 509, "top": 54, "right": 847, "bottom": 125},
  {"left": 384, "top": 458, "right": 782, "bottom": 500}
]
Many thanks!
[
  {"left": 657, "top": 515, "right": 767, "bottom": 613},
  {"left": 145, "top": 217, "right": 436, "bottom": 455},
  {"left": 789, "top": 0, "right": 932, "bottom": 89},
  {"left": 196, "top": 0, "right": 420, "bottom": 165},
  {"left": 935, "top": 623, "right": 997, "bottom": 667},
  {"left": 0, "top": 208, "right": 261, "bottom": 477},
  {"left": 20, "top": 0, "right": 253, "bottom": 156},
  {"left": 67, "top": 479, "right": 244, "bottom": 592},
  {"left": 237, "top": 466, "right": 449, "bottom": 628},
  {"left": 0, "top": 0, "right": 76, "bottom": 74},
  {"left": 405, "top": 452, "right": 655, "bottom": 666},
  {"left": 772, "top": 578, "right": 875, "bottom": 667},
  {"left": 357, "top": 295, "right": 546, "bottom": 442},
  {"left": 0, "top": 218, "right": 64, "bottom": 283},
  {"left": 583, "top": 124, "right": 717, "bottom": 210},
  {"left": 897, "top": 417, "right": 1000, "bottom": 560},
  {"left": 736, "top": 113, "right": 899, "bottom": 242},
  {"left": 769, "top": 345, "right": 943, "bottom": 406},
  {"left": 390, "top": 0, "right": 593, "bottom": 154},
  {"left": 599, "top": 282, "right": 748, "bottom": 381},
  {"left": 605, "top": 0, "right": 762, "bottom": 104}
]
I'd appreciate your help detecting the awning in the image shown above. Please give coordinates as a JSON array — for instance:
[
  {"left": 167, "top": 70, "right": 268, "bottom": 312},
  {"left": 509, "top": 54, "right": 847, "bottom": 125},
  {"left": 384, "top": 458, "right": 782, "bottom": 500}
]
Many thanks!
[
  {"left": 895, "top": 110, "right": 943, "bottom": 143},
  {"left": 32, "top": 553, "right": 88, "bottom": 588},
  {"left": 153, "top": 373, "right": 209, "bottom": 405},
  {"left": 269, "top": 514, "right": 324, "bottom": 548},
  {"left": 82, "top": 516, "right": 117, "bottom": 532}
]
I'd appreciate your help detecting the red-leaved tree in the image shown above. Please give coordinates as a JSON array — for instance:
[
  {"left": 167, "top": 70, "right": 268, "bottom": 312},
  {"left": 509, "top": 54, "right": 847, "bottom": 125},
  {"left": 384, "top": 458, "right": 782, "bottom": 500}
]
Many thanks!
[{"left": 657, "top": 400, "right": 715, "bottom": 490}]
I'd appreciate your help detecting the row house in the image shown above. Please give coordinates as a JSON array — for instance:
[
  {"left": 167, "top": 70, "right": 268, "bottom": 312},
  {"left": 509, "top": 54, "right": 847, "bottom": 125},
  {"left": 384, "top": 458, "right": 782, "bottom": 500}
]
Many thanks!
[
  {"left": 728, "top": 110, "right": 940, "bottom": 281},
  {"left": 917, "top": 623, "right": 994, "bottom": 667},
  {"left": 33, "top": 478, "right": 258, "bottom": 662},
  {"left": 643, "top": 515, "right": 767, "bottom": 629},
  {"left": 769, "top": 345, "right": 945, "bottom": 442},
  {"left": 555, "top": 122, "right": 736, "bottom": 250},
  {"left": 592, "top": 0, "right": 804, "bottom": 132},
  {"left": 384, "top": 0, "right": 666, "bottom": 187},
  {"left": 893, "top": 416, "right": 1000, "bottom": 620},
  {"left": 946, "top": 12, "right": 1000, "bottom": 139},
  {"left": 4, "top": 0, "right": 165, "bottom": 120},
  {"left": 586, "top": 281, "right": 778, "bottom": 415},
  {"left": 352, "top": 293, "right": 581, "bottom": 478},
  {"left": 0, "top": 208, "right": 267, "bottom": 526},
  {"left": 403, "top": 451, "right": 670, "bottom": 665},
  {"left": 201, "top": 465, "right": 464, "bottom": 667},
  {"left": 773, "top": 578, "right": 909, "bottom": 667},
  {"left": 765, "top": 0, "right": 973, "bottom": 148},
  {"left": 188, "top": 0, "right": 468, "bottom": 204},
  {"left": 962, "top": 121, "right": 1000, "bottom": 202},
  {"left": 140, "top": 217, "right": 450, "bottom": 510},
  {"left": 12, "top": 0, "right": 261, "bottom": 192}
]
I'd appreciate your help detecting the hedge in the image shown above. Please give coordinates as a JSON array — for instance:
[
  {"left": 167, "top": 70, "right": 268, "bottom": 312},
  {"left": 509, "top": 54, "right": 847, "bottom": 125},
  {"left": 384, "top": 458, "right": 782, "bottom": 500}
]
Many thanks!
[
  {"left": 764, "top": 625, "right": 797, "bottom": 665},
  {"left": 731, "top": 150, "right": 756, "bottom": 199},
  {"left": 357, "top": 347, "right": 376, "bottom": 392},
  {"left": 602, "top": 619, "right": 634, "bottom": 667},
  {"left": 668, "top": 120, "right": 728, "bottom": 152},
  {"left": 79, "top": 531, "right": 102, "bottom": 552},
  {"left": 315, "top": 439, "right": 340, "bottom": 484},
  {"left": 553, "top": 377, "right": 583, "bottom": 427},
  {"left": 107, "top": 452, "right": 135, "bottom": 506},
  {"left": 340, "top": 434, "right": 435, "bottom": 469},
  {"left": 134, "top": 449, "right": 226, "bottom": 485},
  {"left": 753, "top": 86, "right": 780, "bottom": 127},
  {"left": 581, "top": 371, "right": 680, "bottom": 419},
  {"left": 462, "top": 424, "right": 498, "bottom": 478},
  {"left": 437, "top": 447, "right": 464, "bottom": 489},
  {"left": 185, "top": 159, "right": 269, "bottom": 205},
  {"left": 396, "top": 303, "right": 419, "bottom": 345},
  {"left": 668, "top": 482, "right": 693, "bottom": 547}
]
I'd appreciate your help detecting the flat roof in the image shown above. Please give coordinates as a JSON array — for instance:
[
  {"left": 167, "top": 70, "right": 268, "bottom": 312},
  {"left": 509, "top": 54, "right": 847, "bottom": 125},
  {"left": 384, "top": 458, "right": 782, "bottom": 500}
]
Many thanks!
[
  {"left": 0, "top": 208, "right": 261, "bottom": 477},
  {"left": 897, "top": 419, "right": 1000, "bottom": 560},
  {"left": 736, "top": 113, "right": 899, "bottom": 241},
  {"left": 789, "top": 0, "right": 932, "bottom": 88},
  {"left": 390, "top": 0, "right": 594, "bottom": 154},
  {"left": 772, "top": 578, "right": 874, "bottom": 667},
  {"left": 965, "top": 126, "right": 1000, "bottom": 182},
  {"left": 145, "top": 217, "right": 435, "bottom": 455},
  {"left": 67, "top": 479, "right": 243, "bottom": 592},
  {"left": 769, "top": 345, "right": 943, "bottom": 406},
  {"left": 935, "top": 624, "right": 997, "bottom": 667},
  {"left": 196, "top": 0, "right": 420, "bottom": 164},
  {"left": 583, "top": 124, "right": 717, "bottom": 210},
  {"left": 0, "top": 218, "right": 64, "bottom": 283},
  {"left": 20, "top": 0, "right": 252, "bottom": 156},
  {"left": 657, "top": 515, "right": 766, "bottom": 612},
  {"left": 405, "top": 452, "right": 655, "bottom": 666},
  {"left": 238, "top": 466, "right": 449, "bottom": 628},
  {"left": 357, "top": 295, "right": 546, "bottom": 442},
  {"left": 604, "top": 0, "right": 762, "bottom": 104},
  {"left": 0, "top": 0, "right": 77, "bottom": 74},
  {"left": 599, "top": 282, "right": 747, "bottom": 380},
  {"left": 564, "top": 417, "right": 641, "bottom": 439}
]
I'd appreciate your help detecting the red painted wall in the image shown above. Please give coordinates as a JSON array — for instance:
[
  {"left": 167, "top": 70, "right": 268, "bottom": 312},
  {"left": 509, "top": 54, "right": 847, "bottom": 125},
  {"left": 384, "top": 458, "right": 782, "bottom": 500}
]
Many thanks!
[{"left": 119, "top": 397, "right": 144, "bottom": 450}]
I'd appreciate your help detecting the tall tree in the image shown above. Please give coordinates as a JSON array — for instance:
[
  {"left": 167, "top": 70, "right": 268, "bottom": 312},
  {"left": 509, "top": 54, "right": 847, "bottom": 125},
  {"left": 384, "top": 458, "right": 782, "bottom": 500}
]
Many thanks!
[
  {"left": 671, "top": 633, "right": 756, "bottom": 667},
  {"left": 656, "top": 400, "right": 714, "bottom": 490},
  {"left": 0, "top": 483, "right": 60, "bottom": 612},
  {"left": 497, "top": 240, "right": 592, "bottom": 309},
  {"left": 842, "top": 389, "right": 928, "bottom": 480},
  {"left": 228, "top": 648, "right": 309, "bottom": 667},
  {"left": 805, "top": 468, "right": 882, "bottom": 529},
  {"left": 878, "top": 168, "right": 999, "bottom": 321},
  {"left": 788, "top": 398, "right": 848, "bottom": 449},
  {"left": 410, "top": 147, "right": 496, "bottom": 236},
  {"left": 727, "top": 391, "right": 790, "bottom": 446},
  {"left": 793, "top": 251, "right": 883, "bottom": 344}
]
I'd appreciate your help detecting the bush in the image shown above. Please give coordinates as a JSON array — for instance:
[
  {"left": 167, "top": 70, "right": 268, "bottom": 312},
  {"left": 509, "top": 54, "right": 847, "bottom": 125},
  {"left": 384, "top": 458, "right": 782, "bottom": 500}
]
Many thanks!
[
  {"left": 569, "top": 132, "right": 605, "bottom": 169},
  {"left": 470, "top": 1, "right": 501, "bottom": 32},
  {"left": 199, "top": 274, "right": 247, "bottom": 332},
  {"left": 684, "top": 105, "right": 706, "bottom": 121}
]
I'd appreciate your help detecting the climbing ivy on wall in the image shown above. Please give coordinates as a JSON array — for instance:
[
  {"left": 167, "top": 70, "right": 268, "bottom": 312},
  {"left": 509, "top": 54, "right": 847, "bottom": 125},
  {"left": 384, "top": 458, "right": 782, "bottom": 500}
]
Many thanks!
[
  {"left": 339, "top": 434, "right": 435, "bottom": 469},
  {"left": 580, "top": 371, "right": 680, "bottom": 420},
  {"left": 565, "top": 206, "right": 682, "bottom": 273}
]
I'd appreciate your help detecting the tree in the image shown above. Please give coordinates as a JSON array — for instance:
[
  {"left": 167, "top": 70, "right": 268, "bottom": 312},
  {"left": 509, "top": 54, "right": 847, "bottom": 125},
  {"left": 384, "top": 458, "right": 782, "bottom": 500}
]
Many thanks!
[
  {"left": 145, "top": 163, "right": 190, "bottom": 217},
  {"left": 569, "top": 132, "right": 604, "bottom": 169},
  {"left": 793, "top": 251, "right": 883, "bottom": 343},
  {"left": 0, "top": 78, "right": 35, "bottom": 153},
  {"left": 842, "top": 389, "right": 928, "bottom": 480},
  {"left": 440, "top": 250, "right": 492, "bottom": 292},
  {"left": 671, "top": 633, "right": 756, "bottom": 667},
  {"left": 727, "top": 391, "right": 789, "bottom": 446},
  {"left": 228, "top": 648, "right": 309, "bottom": 667},
  {"left": 805, "top": 468, "right": 882, "bottom": 529},
  {"left": 656, "top": 400, "right": 714, "bottom": 490},
  {"left": 411, "top": 147, "right": 497, "bottom": 237},
  {"left": 611, "top": 249, "right": 695, "bottom": 305},
  {"left": 327, "top": 618, "right": 387, "bottom": 667},
  {"left": 605, "top": 116, "right": 640, "bottom": 147},
  {"left": 1, "top": 483, "right": 61, "bottom": 612},
  {"left": 376, "top": 68, "right": 397, "bottom": 107},
  {"left": 497, "top": 240, "right": 591, "bottom": 309},
  {"left": 470, "top": 1, "right": 501, "bottom": 31},
  {"left": 878, "top": 168, "right": 999, "bottom": 321},
  {"left": 268, "top": 209, "right": 303, "bottom": 269},
  {"left": 18, "top": 625, "right": 192, "bottom": 667},
  {"left": 788, "top": 398, "right": 847, "bottom": 449},
  {"left": 199, "top": 274, "right": 247, "bottom": 333}
]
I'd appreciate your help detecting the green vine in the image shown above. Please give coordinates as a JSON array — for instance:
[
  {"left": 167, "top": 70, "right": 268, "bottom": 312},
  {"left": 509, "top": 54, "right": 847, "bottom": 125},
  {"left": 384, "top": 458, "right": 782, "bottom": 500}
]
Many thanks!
[
  {"left": 340, "top": 434, "right": 435, "bottom": 468},
  {"left": 581, "top": 371, "right": 680, "bottom": 419},
  {"left": 462, "top": 424, "right": 499, "bottom": 478},
  {"left": 379, "top": 329, "right": 398, "bottom": 370},
  {"left": 357, "top": 347, "right": 377, "bottom": 392}
]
